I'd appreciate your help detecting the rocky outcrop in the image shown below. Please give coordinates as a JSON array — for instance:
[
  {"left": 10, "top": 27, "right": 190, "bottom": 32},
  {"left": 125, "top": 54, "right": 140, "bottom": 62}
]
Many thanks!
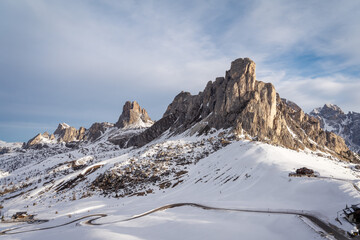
[
  {"left": 162, "top": 58, "right": 278, "bottom": 138},
  {"left": 125, "top": 114, "right": 177, "bottom": 147},
  {"left": 25, "top": 101, "right": 154, "bottom": 147},
  {"left": 123, "top": 58, "right": 357, "bottom": 162},
  {"left": 54, "top": 123, "right": 86, "bottom": 143},
  {"left": 26, "top": 131, "right": 55, "bottom": 147},
  {"left": 278, "top": 99, "right": 354, "bottom": 160},
  {"left": 27, "top": 123, "right": 86, "bottom": 147},
  {"left": 115, "top": 101, "right": 153, "bottom": 129},
  {"left": 86, "top": 122, "right": 114, "bottom": 141},
  {"left": 27, "top": 133, "right": 43, "bottom": 146},
  {"left": 310, "top": 104, "right": 360, "bottom": 154}
]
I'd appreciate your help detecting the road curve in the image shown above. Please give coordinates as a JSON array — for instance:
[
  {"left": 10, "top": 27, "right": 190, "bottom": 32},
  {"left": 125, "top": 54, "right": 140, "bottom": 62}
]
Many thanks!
[
  {"left": 317, "top": 176, "right": 360, "bottom": 193},
  {"left": 84, "top": 203, "right": 349, "bottom": 240},
  {"left": 0, "top": 214, "right": 107, "bottom": 235},
  {"left": 0, "top": 203, "right": 350, "bottom": 240}
]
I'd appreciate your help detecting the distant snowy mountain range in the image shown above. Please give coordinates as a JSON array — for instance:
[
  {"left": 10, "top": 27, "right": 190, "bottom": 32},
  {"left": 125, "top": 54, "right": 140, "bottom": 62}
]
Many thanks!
[
  {"left": 1, "top": 58, "right": 360, "bottom": 239},
  {"left": 311, "top": 103, "right": 360, "bottom": 154}
]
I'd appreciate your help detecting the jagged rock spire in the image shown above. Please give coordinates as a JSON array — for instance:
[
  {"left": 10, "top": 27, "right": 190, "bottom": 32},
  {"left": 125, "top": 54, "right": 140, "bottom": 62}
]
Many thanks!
[{"left": 115, "top": 101, "right": 153, "bottom": 128}]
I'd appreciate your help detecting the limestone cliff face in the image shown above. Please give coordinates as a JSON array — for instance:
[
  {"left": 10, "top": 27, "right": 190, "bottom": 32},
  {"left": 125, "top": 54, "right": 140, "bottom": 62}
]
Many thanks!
[
  {"left": 126, "top": 58, "right": 356, "bottom": 161},
  {"left": 26, "top": 131, "right": 55, "bottom": 147},
  {"left": 27, "top": 133, "right": 44, "bottom": 146},
  {"left": 163, "top": 58, "right": 277, "bottom": 137},
  {"left": 115, "top": 101, "right": 153, "bottom": 128},
  {"left": 54, "top": 123, "right": 86, "bottom": 143},
  {"left": 27, "top": 123, "right": 86, "bottom": 147}
]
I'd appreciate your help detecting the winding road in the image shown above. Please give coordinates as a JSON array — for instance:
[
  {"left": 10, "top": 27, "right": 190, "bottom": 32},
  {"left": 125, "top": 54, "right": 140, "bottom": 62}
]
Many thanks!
[
  {"left": 0, "top": 202, "right": 351, "bottom": 240},
  {"left": 316, "top": 176, "right": 360, "bottom": 193}
]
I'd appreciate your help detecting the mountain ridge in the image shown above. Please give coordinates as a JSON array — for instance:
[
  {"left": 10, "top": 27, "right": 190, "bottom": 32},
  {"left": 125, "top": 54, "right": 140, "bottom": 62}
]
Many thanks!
[
  {"left": 19, "top": 58, "right": 358, "bottom": 162},
  {"left": 119, "top": 58, "right": 357, "bottom": 162},
  {"left": 310, "top": 104, "right": 360, "bottom": 154}
]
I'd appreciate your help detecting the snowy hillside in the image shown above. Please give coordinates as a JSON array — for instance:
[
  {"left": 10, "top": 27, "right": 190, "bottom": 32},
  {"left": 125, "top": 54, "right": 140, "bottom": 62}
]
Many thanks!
[
  {"left": 0, "top": 140, "right": 22, "bottom": 149},
  {"left": 1, "top": 131, "right": 360, "bottom": 239},
  {"left": 0, "top": 140, "right": 23, "bottom": 155}
]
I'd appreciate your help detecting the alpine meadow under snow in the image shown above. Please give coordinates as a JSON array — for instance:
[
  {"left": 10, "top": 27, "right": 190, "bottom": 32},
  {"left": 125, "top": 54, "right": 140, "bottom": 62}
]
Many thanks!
[{"left": 1, "top": 58, "right": 360, "bottom": 240}]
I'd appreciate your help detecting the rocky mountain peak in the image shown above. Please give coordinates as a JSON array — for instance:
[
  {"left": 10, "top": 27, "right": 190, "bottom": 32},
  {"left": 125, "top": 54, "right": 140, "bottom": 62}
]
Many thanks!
[
  {"left": 228, "top": 58, "right": 256, "bottom": 87},
  {"left": 53, "top": 123, "right": 85, "bottom": 142},
  {"left": 115, "top": 101, "right": 153, "bottom": 129},
  {"left": 54, "top": 123, "right": 71, "bottom": 135},
  {"left": 124, "top": 57, "right": 357, "bottom": 162},
  {"left": 310, "top": 104, "right": 360, "bottom": 154},
  {"left": 162, "top": 57, "right": 277, "bottom": 136},
  {"left": 311, "top": 104, "right": 344, "bottom": 119},
  {"left": 26, "top": 131, "right": 55, "bottom": 147},
  {"left": 323, "top": 103, "right": 344, "bottom": 115},
  {"left": 26, "top": 123, "right": 86, "bottom": 148}
]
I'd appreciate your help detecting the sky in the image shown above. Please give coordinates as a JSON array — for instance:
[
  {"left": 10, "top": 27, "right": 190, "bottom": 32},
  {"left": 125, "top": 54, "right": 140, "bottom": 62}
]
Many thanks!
[{"left": 1, "top": 0, "right": 360, "bottom": 142}]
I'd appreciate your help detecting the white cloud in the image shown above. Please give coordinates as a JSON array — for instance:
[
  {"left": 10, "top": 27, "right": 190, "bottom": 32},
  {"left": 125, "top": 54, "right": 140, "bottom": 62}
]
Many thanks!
[
  {"left": 3, "top": 0, "right": 230, "bottom": 93},
  {"left": 261, "top": 69, "right": 360, "bottom": 113}
]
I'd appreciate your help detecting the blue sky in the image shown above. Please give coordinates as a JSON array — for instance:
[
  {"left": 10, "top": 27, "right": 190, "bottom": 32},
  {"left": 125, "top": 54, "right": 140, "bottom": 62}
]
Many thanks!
[{"left": 1, "top": 0, "right": 360, "bottom": 142}]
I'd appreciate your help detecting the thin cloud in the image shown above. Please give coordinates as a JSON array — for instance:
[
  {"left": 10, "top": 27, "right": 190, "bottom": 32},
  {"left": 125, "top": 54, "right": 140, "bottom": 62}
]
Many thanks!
[{"left": 269, "top": 72, "right": 360, "bottom": 113}]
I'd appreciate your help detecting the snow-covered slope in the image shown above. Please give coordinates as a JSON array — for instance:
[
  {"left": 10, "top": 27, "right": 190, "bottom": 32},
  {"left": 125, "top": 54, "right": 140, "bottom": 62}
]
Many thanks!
[
  {"left": 0, "top": 140, "right": 22, "bottom": 149},
  {"left": 0, "top": 140, "right": 23, "bottom": 155},
  {"left": 311, "top": 104, "right": 360, "bottom": 154},
  {"left": 1, "top": 130, "right": 360, "bottom": 239}
]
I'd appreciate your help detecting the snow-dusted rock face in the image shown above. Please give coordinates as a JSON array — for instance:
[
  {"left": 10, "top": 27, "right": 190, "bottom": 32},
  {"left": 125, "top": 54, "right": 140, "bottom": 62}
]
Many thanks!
[
  {"left": 54, "top": 123, "right": 86, "bottom": 143},
  {"left": 86, "top": 122, "right": 114, "bottom": 141},
  {"left": 26, "top": 123, "right": 86, "bottom": 148},
  {"left": 124, "top": 58, "right": 356, "bottom": 162},
  {"left": 26, "top": 132, "right": 56, "bottom": 147},
  {"left": 310, "top": 104, "right": 360, "bottom": 154},
  {"left": 115, "top": 101, "right": 153, "bottom": 129},
  {"left": 25, "top": 102, "right": 154, "bottom": 148}
]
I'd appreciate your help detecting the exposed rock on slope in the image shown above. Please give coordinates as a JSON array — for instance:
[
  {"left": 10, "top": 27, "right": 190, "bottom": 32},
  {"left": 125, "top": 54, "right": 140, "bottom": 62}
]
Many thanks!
[
  {"left": 310, "top": 104, "right": 360, "bottom": 154},
  {"left": 26, "top": 131, "right": 55, "bottom": 147},
  {"left": 115, "top": 101, "right": 153, "bottom": 129},
  {"left": 125, "top": 114, "right": 178, "bottom": 147},
  {"left": 54, "top": 123, "right": 86, "bottom": 142},
  {"left": 124, "top": 58, "right": 356, "bottom": 162},
  {"left": 26, "top": 101, "right": 154, "bottom": 147},
  {"left": 86, "top": 122, "right": 114, "bottom": 141},
  {"left": 27, "top": 123, "right": 86, "bottom": 147}
]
